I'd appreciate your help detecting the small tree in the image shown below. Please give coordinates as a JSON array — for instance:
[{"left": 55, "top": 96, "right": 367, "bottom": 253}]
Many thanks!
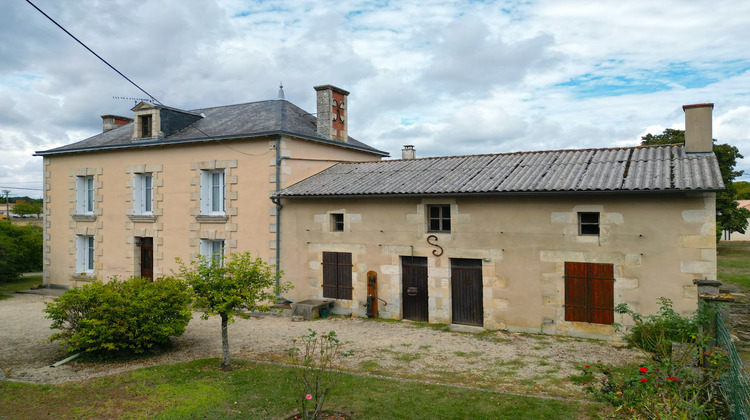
[
  {"left": 12, "top": 200, "right": 42, "bottom": 217},
  {"left": 177, "top": 251, "right": 290, "bottom": 369}
]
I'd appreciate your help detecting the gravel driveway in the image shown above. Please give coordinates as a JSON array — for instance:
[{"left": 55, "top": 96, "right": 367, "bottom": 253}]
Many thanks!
[{"left": 0, "top": 293, "right": 646, "bottom": 397}]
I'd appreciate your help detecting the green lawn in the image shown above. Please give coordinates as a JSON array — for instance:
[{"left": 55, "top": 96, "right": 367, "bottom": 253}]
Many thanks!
[
  {"left": 0, "top": 359, "right": 596, "bottom": 420},
  {"left": 718, "top": 241, "right": 750, "bottom": 290},
  {"left": 0, "top": 275, "right": 42, "bottom": 300}
]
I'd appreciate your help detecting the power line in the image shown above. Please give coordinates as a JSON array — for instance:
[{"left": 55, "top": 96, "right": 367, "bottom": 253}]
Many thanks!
[
  {"left": 26, "top": 0, "right": 163, "bottom": 105},
  {"left": 0, "top": 186, "right": 43, "bottom": 191}
]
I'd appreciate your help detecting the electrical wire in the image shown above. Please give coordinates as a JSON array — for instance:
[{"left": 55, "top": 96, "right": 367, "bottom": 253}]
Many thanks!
[
  {"left": 26, "top": 0, "right": 162, "bottom": 105},
  {"left": 0, "top": 186, "right": 44, "bottom": 191}
]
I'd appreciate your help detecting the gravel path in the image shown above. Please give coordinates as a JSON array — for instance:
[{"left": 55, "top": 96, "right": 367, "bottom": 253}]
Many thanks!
[{"left": 0, "top": 293, "right": 646, "bottom": 396}]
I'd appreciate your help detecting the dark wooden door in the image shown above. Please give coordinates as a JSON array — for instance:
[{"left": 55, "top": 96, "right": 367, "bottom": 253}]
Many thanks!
[
  {"left": 402, "top": 256, "right": 428, "bottom": 322},
  {"left": 140, "top": 237, "right": 153, "bottom": 281},
  {"left": 451, "top": 258, "right": 483, "bottom": 326},
  {"left": 564, "top": 262, "right": 614, "bottom": 324}
]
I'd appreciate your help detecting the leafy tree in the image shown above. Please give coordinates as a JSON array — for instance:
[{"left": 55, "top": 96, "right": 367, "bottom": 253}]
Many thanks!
[
  {"left": 12, "top": 200, "right": 42, "bottom": 217},
  {"left": 641, "top": 129, "right": 750, "bottom": 237},
  {"left": 177, "top": 252, "right": 290, "bottom": 368},
  {"left": 0, "top": 223, "right": 42, "bottom": 280},
  {"left": 736, "top": 181, "right": 750, "bottom": 200}
]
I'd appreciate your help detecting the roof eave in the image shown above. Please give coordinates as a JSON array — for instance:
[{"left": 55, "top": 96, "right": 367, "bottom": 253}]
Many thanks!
[
  {"left": 275, "top": 188, "right": 724, "bottom": 199},
  {"left": 34, "top": 130, "right": 389, "bottom": 157}
]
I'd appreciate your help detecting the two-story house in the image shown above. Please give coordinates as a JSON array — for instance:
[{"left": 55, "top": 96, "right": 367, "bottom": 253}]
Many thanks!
[{"left": 36, "top": 85, "right": 387, "bottom": 288}]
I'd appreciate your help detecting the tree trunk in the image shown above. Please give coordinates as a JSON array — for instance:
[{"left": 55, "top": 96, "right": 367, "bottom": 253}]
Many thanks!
[{"left": 220, "top": 313, "right": 231, "bottom": 369}]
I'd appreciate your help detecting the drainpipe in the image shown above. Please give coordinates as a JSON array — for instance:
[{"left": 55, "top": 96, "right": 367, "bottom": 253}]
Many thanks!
[{"left": 273, "top": 135, "right": 289, "bottom": 300}]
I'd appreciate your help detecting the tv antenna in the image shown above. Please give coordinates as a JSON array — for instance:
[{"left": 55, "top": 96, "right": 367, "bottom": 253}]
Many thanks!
[{"left": 113, "top": 96, "right": 157, "bottom": 105}]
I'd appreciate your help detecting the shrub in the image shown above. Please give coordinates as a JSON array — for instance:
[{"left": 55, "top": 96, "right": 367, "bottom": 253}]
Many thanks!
[
  {"left": 0, "top": 223, "right": 42, "bottom": 280},
  {"left": 45, "top": 276, "right": 192, "bottom": 354},
  {"left": 615, "top": 297, "right": 704, "bottom": 358},
  {"left": 587, "top": 298, "right": 729, "bottom": 418}
]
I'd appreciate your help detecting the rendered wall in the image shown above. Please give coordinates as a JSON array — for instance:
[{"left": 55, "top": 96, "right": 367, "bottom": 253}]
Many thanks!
[
  {"left": 278, "top": 193, "right": 717, "bottom": 339},
  {"left": 42, "top": 136, "right": 381, "bottom": 288}
]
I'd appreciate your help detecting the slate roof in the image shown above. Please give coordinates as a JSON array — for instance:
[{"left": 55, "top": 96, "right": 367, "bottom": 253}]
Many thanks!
[
  {"left": 276, "top": 144, "right": 724, "bottom": 197},
  {"left": 35, "top": 100, "right": 388, "bottom": 156}
]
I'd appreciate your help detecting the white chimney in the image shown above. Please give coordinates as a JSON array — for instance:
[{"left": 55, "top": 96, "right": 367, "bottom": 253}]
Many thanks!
[
  {"left": 683, "top": 103, "right": 713, "bottom": 153},
  {"left": 402, "top": 145, "right": 416, "bottom": 159},
  {"left": 314, "top": 85, "right": 349, "bottom": 142}
]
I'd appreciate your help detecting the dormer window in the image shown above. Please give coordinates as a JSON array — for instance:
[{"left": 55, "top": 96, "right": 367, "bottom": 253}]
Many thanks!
[{"left": 140, "top": 115, "right": 152, "bottom": 138}]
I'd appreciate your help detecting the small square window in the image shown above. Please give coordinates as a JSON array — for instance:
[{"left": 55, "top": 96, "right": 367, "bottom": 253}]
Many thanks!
[
  {"left": 578, "top": 212, "right": 600, "bottom": 235},
  {"left": 331, "top": 213, "right": 344, "bottom": 231},
  {"left": 427, "top": 205, "right": 451, "bottom": 232}
]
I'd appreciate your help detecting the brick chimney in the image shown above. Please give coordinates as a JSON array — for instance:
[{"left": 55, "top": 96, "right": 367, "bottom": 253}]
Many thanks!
[
  {"left": 314, "top": 85, "right": 349, "bottom": 142},
  {"left": 402, "top": 145, "right": 416, "bottom": 159},
  {"left": 101, "top": 114, "right": 133, "bottom": 132},
  {"left": 683, "top": 103, "right": 713, "bottom": 153}
]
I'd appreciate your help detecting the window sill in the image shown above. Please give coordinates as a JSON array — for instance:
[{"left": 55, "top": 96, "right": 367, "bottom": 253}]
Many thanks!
[
  {"left": 195, "top": 215, "right": 228, "bottom": 224},
  {"left": 71, "top": 274, "right": 96, "bottom": 282},
  {"left": 72, "top": 214, "right": 97, "bottom": 222},
  {"left": 128, "top": 214, "right": 157, "bottom": 223}
]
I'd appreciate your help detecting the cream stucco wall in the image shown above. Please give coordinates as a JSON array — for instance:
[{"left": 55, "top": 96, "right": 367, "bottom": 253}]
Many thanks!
[
  {"left": 43, "top": 135, "right": 381, "bottom": 287},
  {"left": 279, "top": 193, "right": 717, "bottom": 339}
]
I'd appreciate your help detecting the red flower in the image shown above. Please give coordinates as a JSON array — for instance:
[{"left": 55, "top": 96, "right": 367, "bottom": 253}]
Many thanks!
[
  {"left": 666, "top": 377, "right": 678, "bottom": 382},
  {"left": 639, "top": 367, "right": 648, "bottom": 373},
  {"left": 584, "top": 365, "right": 590, "bottom": 368},
  {"left": 640, "top": 378, "right": 648, "bottom": 383}
]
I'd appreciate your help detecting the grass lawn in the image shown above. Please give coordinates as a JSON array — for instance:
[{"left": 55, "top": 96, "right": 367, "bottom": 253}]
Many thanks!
[
  {"left": 0, "top": 275, "right": 42, "bottom": 300},
  {"left": 0, "top": 359, "right": 597, "bottom": 420},
  {"left": 717, "top": 241, "right": 750, "bottom": 290}
]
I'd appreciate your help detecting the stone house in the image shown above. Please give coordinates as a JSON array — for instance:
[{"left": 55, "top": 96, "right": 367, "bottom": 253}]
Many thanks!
[
  {"left": 275, "top": 104, "right": 723, "bottom": 338},
  {"left": 35, "top": 85, "right": 387, "bottom": 288}
]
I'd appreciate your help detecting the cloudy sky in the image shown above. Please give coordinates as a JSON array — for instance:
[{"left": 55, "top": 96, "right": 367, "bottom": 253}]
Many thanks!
[{"left": 3, "top": 0, "right": 749, "bottom": 199}]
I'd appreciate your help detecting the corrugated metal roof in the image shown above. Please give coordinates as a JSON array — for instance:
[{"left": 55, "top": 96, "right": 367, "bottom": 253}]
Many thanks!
[
  {"left": 277, "top": 145, "right": 724, "bottom": 197},
  {"left": 35, "top": 100, "right": 388, "bottom": 157}
]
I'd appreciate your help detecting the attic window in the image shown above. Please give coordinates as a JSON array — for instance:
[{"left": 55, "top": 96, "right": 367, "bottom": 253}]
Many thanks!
[
  {"left": 140, "top": 115, "right": 152, "bottom": 138},
  {"left": 330, "top": 213, "right": 344, "bottom": 231},
  {"left": 578, "top": 212, "right": 600, "bottom": 236}
]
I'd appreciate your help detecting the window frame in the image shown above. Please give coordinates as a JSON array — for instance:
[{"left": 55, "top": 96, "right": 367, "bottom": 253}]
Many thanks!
[
  {"left": 200, "top": 170, "right": 226, "bottom": 215},
  {"left": 321, "top": 251, "right": 353, "bottom": 300},
  {"left": 76, "top": 175, "right": 95, "bottom": 215},
  {"left": 199, "top": 239, "right": 225, "bottom": 266},
  {"left": 133, "top": 173, "right": 154, "bottom": 215},
  {"left": 578, "top": 212, "right": 600, "bottom": 236},
  {"left": 140, "top": 115, "right": 152, "bottom": 138},
  {"left": 427, "top": 204, "right": 451, "bottom": 233},
  {"left": 76, "top": 235, "right": 95, "bottom": 273},
  {"left": 330, "top": 213, "right": 344, "bottom": 232}
]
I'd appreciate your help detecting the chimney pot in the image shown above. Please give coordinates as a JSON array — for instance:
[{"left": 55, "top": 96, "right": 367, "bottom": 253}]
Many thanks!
[
  {"left": 314, "top": 85, "right": 349, "bottom": 142},
  {"left": 101, "top": 114, "right": 133, "bottom": 132},
  {"left": 683, "top": 103, "right": 713, "bottom": 153},
  {"left": 402, "top": 145, "right": 416, "bottom": 159}
]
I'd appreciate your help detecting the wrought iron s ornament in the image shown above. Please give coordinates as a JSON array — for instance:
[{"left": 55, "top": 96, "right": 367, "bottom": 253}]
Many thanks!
[{"left": 426, "top": 234, "right": 444, "bottom": 257}]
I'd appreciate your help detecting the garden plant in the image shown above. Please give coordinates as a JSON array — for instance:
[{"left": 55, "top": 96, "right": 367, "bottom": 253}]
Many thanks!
[
  {"left": 287, "top": 329, "right": 354, "bottom": 420},
  {"left": 177, "top": 251, "right": 290, "bottom": 368},
  {"left": 580, "top": 298, "right": 729, "bottom": 418},
  {"left": 44, "top": 276, "right": 192, "bottom": 354}
]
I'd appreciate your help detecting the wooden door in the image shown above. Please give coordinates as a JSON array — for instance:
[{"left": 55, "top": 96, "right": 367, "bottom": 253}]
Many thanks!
[
  {"left": 451, "top": 258, "right": 484, "bottom": 326},
  {"left": 402, "top": 256, "right": 428, "bottom": 322},
  {"left": 140, "top": 237, "right": 153, "bottom": 281}
]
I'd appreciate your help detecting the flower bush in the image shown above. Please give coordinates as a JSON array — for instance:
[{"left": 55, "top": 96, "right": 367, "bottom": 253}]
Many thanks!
[
  {"left": 286, "top": 329, "right": 353, "bottom": 420},
  {"left": 583, "top": 298, "right": 730, "bottom": 418}
]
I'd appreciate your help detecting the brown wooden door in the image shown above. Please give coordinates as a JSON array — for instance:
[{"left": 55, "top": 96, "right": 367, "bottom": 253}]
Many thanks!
[
  {"left": 451, "top": 258, "right": 483, "bottom": 326},
  {"left": 564, "top": 262, "right": 614, "bottom": 324},
  {"left": 402, "top": 256, "right": 428, "bottom": 322},
  {"left": 140, "top": 237, "right": 153, "bottom": 281}
]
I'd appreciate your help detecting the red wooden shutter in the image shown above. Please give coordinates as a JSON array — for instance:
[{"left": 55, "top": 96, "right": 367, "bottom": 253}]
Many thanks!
[{"left": 564, "top": 262, "right": 614, "bottom": 325}]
